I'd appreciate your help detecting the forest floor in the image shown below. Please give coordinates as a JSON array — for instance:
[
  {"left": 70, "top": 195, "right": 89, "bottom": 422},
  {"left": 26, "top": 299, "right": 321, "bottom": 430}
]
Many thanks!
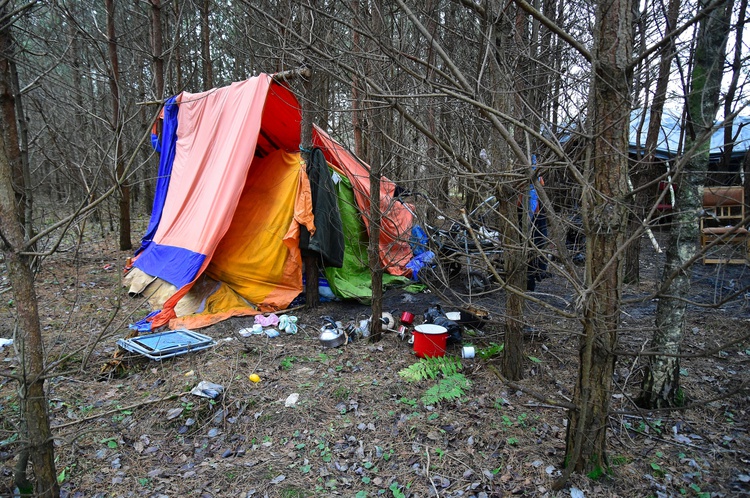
[{"left": 0, "top": 228, "right": 749, "bottom": 498}]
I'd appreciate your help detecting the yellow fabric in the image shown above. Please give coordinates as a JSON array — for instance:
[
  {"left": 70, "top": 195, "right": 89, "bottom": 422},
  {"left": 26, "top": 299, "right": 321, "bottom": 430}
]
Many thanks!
[{"left": 199, "top": 149, "right": 314, "bottom": 318}]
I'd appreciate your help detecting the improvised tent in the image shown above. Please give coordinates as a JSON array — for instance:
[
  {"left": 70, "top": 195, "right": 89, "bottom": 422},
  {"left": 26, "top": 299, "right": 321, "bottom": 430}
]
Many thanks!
[{"left": 125, "top": 75, "right": 415, "bottom": 330}]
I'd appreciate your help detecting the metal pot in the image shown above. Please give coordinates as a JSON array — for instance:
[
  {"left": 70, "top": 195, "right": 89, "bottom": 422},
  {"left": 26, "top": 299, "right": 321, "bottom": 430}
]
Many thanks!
[{"left": 319, "top": 329, "right": 346, "bottom": 348}]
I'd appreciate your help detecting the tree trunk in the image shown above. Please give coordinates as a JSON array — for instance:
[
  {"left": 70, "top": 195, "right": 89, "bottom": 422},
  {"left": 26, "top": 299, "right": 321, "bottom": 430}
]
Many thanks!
[
  {"left": 559, "top": 0, "right": 633, "bottom": 484},
  {"left": 720, "top": 0, "right": 747, "bottom": 173},
  {"left": 638, "top": 0, "right": 733, "bottom": 409},
  {"left": 173, "top": 1, "right": 183, "bottom": 91},
  {"left": 488, "top": 0, "right": 526, "bottom": 380},
  {"left": 106, "top": 0, "right": 131, "bottom": 251},
  {"left": 368, "top": 0, "right": 385, "bottom": 343},
  {"left": 625, "top": 0, "right": 682, "bottom": 283},
  {"left": 0, "top": 20, "right": 25, "bottom": 230},
  {"left": 201, "top": 0, "right": 212, "bottom": 90},
  {"left": 0, "top": 74, "right": 59, "bottom": 498},
  {"left": 300, "top": 2, "right": 319, "bottom": 310},
  {"left": 146, "top": 0, "right": 165, "bottom": 213},
  {"left": 350, "top": 0, "right": 363, "bottom": 158}
]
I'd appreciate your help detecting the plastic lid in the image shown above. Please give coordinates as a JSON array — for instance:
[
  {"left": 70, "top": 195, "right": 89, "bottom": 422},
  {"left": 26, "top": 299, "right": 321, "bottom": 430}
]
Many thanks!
[{"left": 414, "top": 324, "right": 448, "bottom": 335}]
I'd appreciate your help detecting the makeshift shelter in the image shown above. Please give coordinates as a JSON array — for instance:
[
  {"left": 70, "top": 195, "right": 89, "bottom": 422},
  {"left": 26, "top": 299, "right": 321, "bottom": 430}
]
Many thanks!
[{"left": 125, "top": 75, "right": 415, "bottom": 330}]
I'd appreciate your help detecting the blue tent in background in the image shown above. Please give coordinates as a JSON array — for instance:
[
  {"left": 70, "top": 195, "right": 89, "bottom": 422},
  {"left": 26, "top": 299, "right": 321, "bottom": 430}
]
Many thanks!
[
  {"left": 628, "top": 108, "right": 750, "bottom": 164},
  {"left": 559, "top": 109, "right": 750, "bottom": 165}
]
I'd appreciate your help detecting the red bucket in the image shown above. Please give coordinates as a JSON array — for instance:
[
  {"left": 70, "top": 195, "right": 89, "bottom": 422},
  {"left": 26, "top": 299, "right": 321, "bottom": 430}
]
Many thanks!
[{"left": 413, "top": 324, "right": 448, "bottom": 358}]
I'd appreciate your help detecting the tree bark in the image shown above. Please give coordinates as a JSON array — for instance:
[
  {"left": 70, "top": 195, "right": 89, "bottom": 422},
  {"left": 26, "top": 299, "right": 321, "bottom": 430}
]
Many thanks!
[
  {"left": 490, "top": 1, "right": 526, "bottom": 381},
  {"left": 106, "top": 0, "right": 131, "bottom": 251},
  {"left": 638, "top": 0, "right": 733, "bottom": 409},
  {"left": 367, "top": 0, "right": 385, "bottom": 343},
  {"left": 720, "top": 0, "right": 747, "bottom": 174},
  {"left": 0, "top": 19, "right": 25, "bottom": 230},
  {"left": 201, "top": 0, "right": 213, "bottom": 90},
  {"left": 559, "top": 0, "right": 633, "bottom": 485},
  {"left": 350, "top": 0, "right": 363, "bottom": 157},
  {"left": 146, "top": 0, "right": 165, "bottom": 213},
  {"left": 300, "top": 0, "right": 319, "bottom": 310},
  {"left": 0, "top": 66, "right": 59, "bottom": 498},
  {"left": 625, "top": 0, "right": 682, "bottom": 283}
]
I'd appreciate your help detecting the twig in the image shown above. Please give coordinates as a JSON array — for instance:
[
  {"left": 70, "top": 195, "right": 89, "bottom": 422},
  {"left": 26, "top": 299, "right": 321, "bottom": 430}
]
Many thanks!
[
  {"left": 425, "top": 447, "right": 439, "bottom": 497},
  {"left": 487, "top": 364, "right": 576, "bottom": 410},
  {"left": 611, "top": 380, "right": 749, "bottom": 415},
  {"left": 51, "top": 393, "right": 179, "bottom": 430}
]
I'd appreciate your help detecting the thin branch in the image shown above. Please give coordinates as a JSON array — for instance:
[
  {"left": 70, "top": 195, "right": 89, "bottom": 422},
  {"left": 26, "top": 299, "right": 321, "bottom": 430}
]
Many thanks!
[
  {"left": 512, "top": 0, "right": 592, "bottom": 62},
  {"left": 487, "top": 364, "right": 577, "bottom": 410}
]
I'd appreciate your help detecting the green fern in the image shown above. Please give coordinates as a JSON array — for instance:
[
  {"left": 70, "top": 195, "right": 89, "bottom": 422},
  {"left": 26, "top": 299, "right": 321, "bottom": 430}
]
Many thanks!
[
  {"left": 420, "top": 373, "right": 471, "bottom": 405},
  {"left": 398, "top": 356, "right": 462, "bottom": 382}
]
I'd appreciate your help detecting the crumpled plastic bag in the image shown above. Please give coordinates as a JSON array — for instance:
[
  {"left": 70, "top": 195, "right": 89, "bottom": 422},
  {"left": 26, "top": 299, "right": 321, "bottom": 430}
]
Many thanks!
[
  {"left": 405, "top": 250, "right": 435, "bottom": 281},
  {"left": 190, "top": 381, "right": 224, "bottom": 399},
  {"left": 279, "top": 315, "right": 298, "bottom": 334},
  {"left": 254, "top": 313, "right": 280, "bottom": 327}
]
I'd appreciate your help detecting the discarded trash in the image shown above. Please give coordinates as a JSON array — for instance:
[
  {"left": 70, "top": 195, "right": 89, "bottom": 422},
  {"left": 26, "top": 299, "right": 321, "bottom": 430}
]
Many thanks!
[
  {"left": 238, "top": 324, "right": 265, "bottom": 337},
  {"left": 249, "top": 373, "right": 261, "bottom": 383},
  {"left": 285, "top": 393, "right": 300, "bottom": 407},
  {"left": 413, "top": 324, "right": 448, "bottom": 358},
  {"left": 405, "top": 250, "right": 435, "bottom": 280},
  {"left": 380, "top": 312, "right": 396, "bottom": 330},
  {"left": 445, "top": 311, "right": 461, "bottom": 321},
  {"left": 0, "top": 338, "right": 12, "bottom": 350},
  {"left": 264, "top": 328, "right": 280, "bottom": 338},
  {"left": 400, "top": 311, "right": 415, "bottom": 325},
  {"left": 128, "top": 310, "right": 161, "bottom": 333},
  {"left": 397, "top": 311, "right": 415, "bottom": 341},
  {"left": 358, "top": 318, "right": 371, "bottom": 338},
  {"left": 166, "top": 407, "right": 183, "bottom": 419},
  {"left": 320, "top": 328, "right": 346, "bottom": 348},
  {"left": 255, "top": 313, "right": 280, "bottom": 327},
  {"left": 191, "top": 381, "right": 224, "bottom": 399},
  {"left": 117, "top": 329, "right": 216, "bottom": 360},
  {"left": 318, "top": 277, "right": 338, "bottom": 302},
  {"left": 279, "top": 315, "right": 298, "bottom": 334},
  {"left": 424, "top": 305, "right": 462, "bottom": 344},
  {"left": 462, "top": 346, "right": 476, "bottom": 359}
]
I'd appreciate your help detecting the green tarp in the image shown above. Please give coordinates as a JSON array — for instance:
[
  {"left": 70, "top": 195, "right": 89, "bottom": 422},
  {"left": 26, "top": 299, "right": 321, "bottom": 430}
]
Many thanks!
[{"left": 323, "top": 171, "right": 416, "bottom": 302}]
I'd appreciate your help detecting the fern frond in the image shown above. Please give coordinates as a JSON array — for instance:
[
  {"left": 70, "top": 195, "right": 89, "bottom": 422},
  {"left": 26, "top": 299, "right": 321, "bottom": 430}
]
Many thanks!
[
  {"left": 398, "top": 356, "right": 463, "bottom": 382},
  {"left": 420, "top": 373, "right": 471, "bottom": 405}
]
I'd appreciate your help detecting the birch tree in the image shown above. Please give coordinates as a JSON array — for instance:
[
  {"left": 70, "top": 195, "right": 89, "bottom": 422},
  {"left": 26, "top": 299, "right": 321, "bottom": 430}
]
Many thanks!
[{"left": 638, "top": 0, "right": 734, "bottom": 409}]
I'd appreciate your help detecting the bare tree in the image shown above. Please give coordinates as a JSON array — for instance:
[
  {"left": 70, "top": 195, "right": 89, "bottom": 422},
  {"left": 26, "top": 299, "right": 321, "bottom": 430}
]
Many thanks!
[
  {"left": 555, "top": 0, "right": 633, "bottom": 484},
  {"left": 367, "top": 0, "right": 386, "bottom": 343},
  {"left": 0, "top": 6, "right": 58, "bottom": 493},
  {"left": 638, "top": 0, "right": 734, "bottom": 409},
  {"left": 105, "top": 0, "right": 131, "bottom": 251}
]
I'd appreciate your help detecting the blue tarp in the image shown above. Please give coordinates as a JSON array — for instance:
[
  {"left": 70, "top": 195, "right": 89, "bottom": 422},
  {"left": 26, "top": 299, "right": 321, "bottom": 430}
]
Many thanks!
[
  {"left": 135, "top": 96, "right": 180, "bottom": 256},
  {"left": 559, "top": 109, "right": 750, "bottom": 163},
  {"left": 628, "top": 109, "right": 750, "bottom": 161}
]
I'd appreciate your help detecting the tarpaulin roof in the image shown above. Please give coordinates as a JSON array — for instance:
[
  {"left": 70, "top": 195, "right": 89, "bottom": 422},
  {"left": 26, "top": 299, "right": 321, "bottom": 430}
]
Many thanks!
[
  {"left": 628, "top": 108, "right": 750, "bottom": 161},
  {"left": 127, "top": 74, "right": 414, "bottom": 330},
  {"left": 557, "top": 108, "right": 750, "bottom": 162}
]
